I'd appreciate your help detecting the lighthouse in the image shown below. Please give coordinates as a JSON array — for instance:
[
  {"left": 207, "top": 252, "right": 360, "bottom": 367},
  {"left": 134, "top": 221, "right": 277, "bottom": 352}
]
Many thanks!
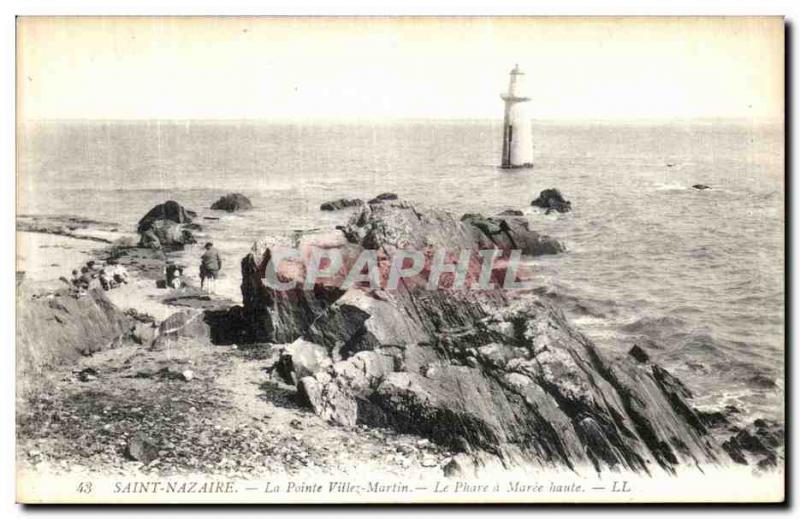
[{"left": 500, "top": 64, "right": 533, "bottom": 168}]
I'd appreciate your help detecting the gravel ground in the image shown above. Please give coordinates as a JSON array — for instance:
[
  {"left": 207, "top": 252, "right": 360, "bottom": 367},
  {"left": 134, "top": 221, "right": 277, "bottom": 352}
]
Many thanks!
[{"left": 17, "top": 336, "right": 454, "bottom": 480}]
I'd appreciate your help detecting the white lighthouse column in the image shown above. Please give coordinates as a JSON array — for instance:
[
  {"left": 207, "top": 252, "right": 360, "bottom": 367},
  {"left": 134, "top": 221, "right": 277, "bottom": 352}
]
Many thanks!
[{"left": 500, "top": 65, "right": 533, "bottom": 168}]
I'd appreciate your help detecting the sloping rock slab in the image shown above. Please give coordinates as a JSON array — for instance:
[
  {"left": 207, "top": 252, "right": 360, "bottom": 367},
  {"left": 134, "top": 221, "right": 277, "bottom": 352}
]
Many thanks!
[
  {"left": 150, "top": 309, "right": 211, "bottom": 350},
  {"left": 17, "top": 288, "right": 131, "bottom": 379}
]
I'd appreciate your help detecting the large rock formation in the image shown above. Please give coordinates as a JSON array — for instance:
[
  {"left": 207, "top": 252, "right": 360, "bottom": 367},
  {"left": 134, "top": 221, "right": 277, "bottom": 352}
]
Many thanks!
[
  {"left": 137, "top": 201, "right": 198, "bottom": 249},
  {"left": 239, "top": 199, "right": 776, "bottom": 475},
  {"left": 211, "top": 193, "right": 253, "bottom": 212},
  {"left": 17, "top": 287, "right": 132, "bottom": 381}
]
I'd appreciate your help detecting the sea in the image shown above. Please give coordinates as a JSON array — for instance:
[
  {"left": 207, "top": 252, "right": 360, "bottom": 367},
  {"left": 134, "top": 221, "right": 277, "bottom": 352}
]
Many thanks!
[{"left": 17, "top": 119, "right": 785, "bottom": 423}]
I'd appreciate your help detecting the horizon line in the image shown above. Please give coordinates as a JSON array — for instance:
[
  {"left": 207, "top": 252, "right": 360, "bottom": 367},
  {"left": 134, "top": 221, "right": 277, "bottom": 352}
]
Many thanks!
[{"left": 19, "top": 115, "right": 784, "bottom": 125}]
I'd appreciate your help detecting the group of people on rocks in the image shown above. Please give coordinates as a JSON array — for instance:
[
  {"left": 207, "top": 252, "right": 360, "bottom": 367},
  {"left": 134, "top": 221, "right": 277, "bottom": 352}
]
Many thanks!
[
  {"left": 60, "top": 242, "right": 222, "bottom": 297},
  {"left": 64, "top": 259, "right": 129, "bottom": 295},
  {"left": 161, "top": 242, "right": 222, "bottom": 294}
]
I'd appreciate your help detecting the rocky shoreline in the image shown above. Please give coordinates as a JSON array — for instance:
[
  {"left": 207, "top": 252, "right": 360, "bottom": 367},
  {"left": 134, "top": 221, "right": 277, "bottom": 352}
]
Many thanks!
[{"left": 16, "top": 195, "right": 784, "bottom": 479}]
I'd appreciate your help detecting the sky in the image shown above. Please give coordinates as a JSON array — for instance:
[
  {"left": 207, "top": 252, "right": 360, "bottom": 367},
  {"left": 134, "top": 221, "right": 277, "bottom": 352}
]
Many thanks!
[{"left": 17, "top": 16, "right": 784, "bottom": 122}]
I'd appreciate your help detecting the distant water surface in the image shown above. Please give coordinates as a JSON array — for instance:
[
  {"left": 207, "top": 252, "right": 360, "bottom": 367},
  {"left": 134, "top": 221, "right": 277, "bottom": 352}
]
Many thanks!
[{"left": 18, "top": 119, "right": 785, "bottom": 423}]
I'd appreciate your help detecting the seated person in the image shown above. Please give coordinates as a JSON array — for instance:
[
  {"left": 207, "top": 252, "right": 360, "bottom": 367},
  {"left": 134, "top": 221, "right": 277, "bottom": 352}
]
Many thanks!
[
  {"left": 99, "top": 268, "right": 117, "bottom": 291},
  {"left": 69, "top": 269, "right": 81, "bottom": 287},
  {"left": 109, "top": 262, "right": 129, "bottom": 284},
  {"left": 165, "top": 262, "right": 185, "bottom": 289},
  {"left": 78, "top": 266, "right": 94, "bottom": 289},
  {"left": 86, "top": 260, "right": 102, "bottom": 278}
]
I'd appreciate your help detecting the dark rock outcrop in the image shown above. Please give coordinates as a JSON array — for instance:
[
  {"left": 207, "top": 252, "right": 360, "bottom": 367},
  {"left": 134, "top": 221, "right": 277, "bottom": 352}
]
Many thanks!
[
  {"left": 211, "top": 193, "right": 253, "bottom": 212},
  {"left": 238, "top": 199, "right": 762, "bottom": 475},
  {"left": 461, "top": 213, "right": 565, "bottom": 256},
  {"left": 137, "top": 201, "right": 197, "bottom": 249},
  {"left": 138, "top": 200, "right": 193, "bottom": 231},
  {"left": 699, "top": 409, "right": 784, "bottom": 470},
  {"left": 531, "top": 189, "right": 572, "bottom": 214},
  {"left": 320, "top": 198, "right": 364, "bottom": 211},
  {"left": 367, "top": 192, "right": 399, "bottom": 204},
  {"left": 628, "top": 345, "right": 650, "bottom": 364},
  {"left": 498, "top": 209, "right": 524, "bottom": 216}
]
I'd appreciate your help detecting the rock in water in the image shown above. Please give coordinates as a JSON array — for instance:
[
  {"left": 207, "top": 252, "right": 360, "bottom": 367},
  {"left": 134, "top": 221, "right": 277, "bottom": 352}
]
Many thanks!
[
  {"left": 137, "top": 200, "right": 197, "bottom": 249},
  {"left": 320, "top": 198, "right": 363, "bottom": 211},
  {"left": 138, "top": 200, "right": 192, "bottom": 231},
  {"left": 211, "top": 193, "right": 253, "bottom": 212},
  {"left": 240, "top": 199, "right": 768, "bottom": 475},
  {"left": 628, "top": 344, "right": 650, "bottom": 364},
  {"left": 531, "top": 188, "right": 572, "bottom": 214},
  {"left": 692, "top": 184, "right": 711, "bottom": 190}
]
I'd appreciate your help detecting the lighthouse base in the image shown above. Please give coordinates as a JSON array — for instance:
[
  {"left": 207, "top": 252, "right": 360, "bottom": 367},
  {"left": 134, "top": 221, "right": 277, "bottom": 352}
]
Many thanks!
[{"left": 500, "top": 163, "right": 533, "bottom": 170}]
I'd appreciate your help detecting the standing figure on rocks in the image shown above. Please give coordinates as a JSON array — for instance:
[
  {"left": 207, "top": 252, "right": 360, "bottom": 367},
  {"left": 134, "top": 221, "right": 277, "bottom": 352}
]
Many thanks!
[{"left": 199, "top": 242, "right": 221, "bottom": 293}]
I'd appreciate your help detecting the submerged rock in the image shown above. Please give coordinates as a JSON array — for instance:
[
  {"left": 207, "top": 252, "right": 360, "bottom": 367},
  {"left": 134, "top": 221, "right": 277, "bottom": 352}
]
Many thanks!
[
  {"left": 531, "top": 188, "right": 572, "bottom": 214},
  {"left": 211, "top": 193, "right": 253, "bottom": 212},
  {"left": 137, "top": 201, "right": 197, "bottom": 249},
  {"left": 320, "top": 198, "right": 364, "bottom": 211},
  {"left": 238, "top": 199, "right": 757, "bottom": 475}
]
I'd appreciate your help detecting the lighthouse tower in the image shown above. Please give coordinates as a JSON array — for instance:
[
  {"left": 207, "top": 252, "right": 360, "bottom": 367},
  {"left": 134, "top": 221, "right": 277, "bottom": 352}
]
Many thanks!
[{"left": 500, "top": 64, "right": 533, "bottom": 168}]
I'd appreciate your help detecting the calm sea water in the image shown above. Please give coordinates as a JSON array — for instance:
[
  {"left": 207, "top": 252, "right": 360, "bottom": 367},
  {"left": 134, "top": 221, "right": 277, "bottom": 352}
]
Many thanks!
[{"left": 18, "top": 120, "right": 785, "bottom": 422}]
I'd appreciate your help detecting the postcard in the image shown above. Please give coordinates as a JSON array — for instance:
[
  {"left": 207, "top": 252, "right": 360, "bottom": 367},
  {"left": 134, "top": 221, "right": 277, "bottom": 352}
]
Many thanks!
[{"left": 15, "top": 16, "right": 785, "bottom": 504}]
